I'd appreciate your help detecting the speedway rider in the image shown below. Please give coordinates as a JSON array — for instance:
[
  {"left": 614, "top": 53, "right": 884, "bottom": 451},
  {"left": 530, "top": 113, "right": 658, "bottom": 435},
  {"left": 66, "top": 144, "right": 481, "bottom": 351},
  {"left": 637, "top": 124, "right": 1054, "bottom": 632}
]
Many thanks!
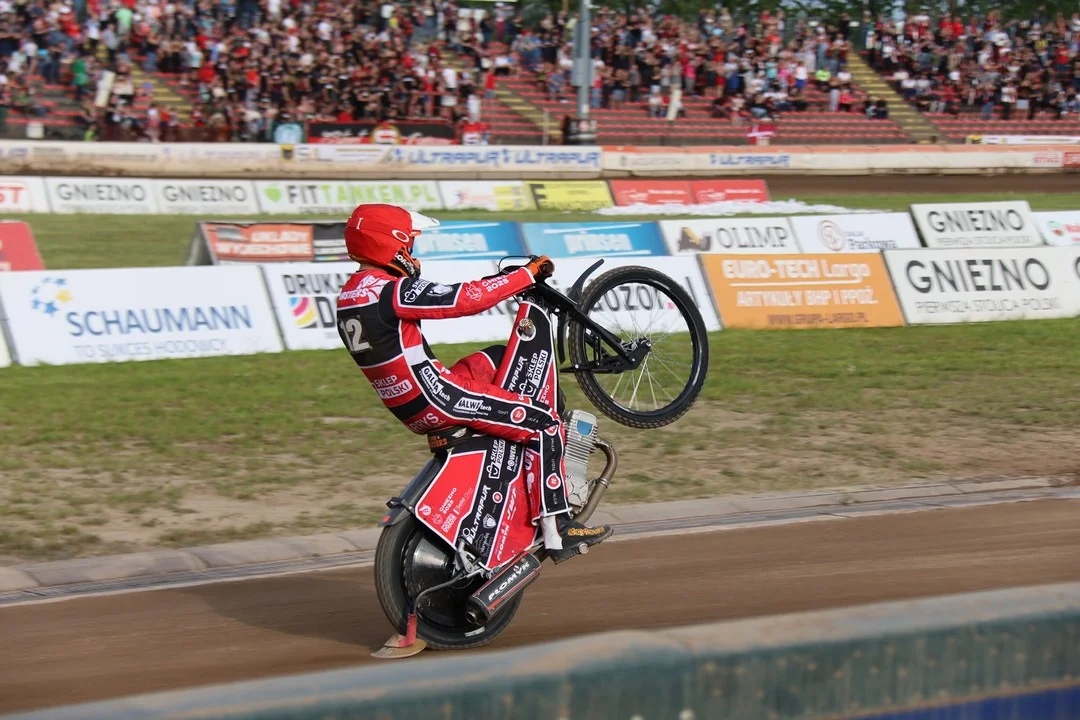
[{"left": 335, "top": 204, "right": 613, "bottom": 563}]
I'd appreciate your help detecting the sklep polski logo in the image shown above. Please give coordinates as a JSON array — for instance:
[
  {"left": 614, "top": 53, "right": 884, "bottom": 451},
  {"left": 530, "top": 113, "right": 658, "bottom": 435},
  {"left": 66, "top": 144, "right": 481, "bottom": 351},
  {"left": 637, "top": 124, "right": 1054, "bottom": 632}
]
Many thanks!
[{"left": 30, "top": 277, "right": 73, "bottom": 317}]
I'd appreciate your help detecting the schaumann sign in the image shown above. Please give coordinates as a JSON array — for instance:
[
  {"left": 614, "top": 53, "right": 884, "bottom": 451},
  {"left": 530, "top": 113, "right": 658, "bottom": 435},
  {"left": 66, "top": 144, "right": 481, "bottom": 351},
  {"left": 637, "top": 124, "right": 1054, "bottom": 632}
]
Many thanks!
[
  {"left": 884, "top": 246, "right": 1080, "bottom": 324},
  {"left": 910, "top": 201, "right": 1043, "bottom": 249}
]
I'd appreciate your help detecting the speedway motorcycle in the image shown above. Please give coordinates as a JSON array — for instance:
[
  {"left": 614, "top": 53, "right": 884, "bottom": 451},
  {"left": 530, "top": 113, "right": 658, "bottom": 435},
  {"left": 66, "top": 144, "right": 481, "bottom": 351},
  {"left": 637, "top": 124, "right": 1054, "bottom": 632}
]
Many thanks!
[{"left": 373, "top": 258, "right": 710, "bottom": 658}]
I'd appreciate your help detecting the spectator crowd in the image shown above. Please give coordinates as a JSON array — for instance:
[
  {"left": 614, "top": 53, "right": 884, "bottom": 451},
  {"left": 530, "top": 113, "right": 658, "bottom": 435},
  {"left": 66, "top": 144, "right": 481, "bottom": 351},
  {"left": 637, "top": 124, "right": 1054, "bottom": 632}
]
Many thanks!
[
  {"left": 866, "top": 11, "right": 1080, "bottom": 121},
  {"left": 507, "top": 7, "right": 892, "bottom": 123},
  {"left": 0, "top": 0, "right": 505, "bottom": 141},
  {"left": 0, "top": 0, "right": 1075, "bottom": 142}
]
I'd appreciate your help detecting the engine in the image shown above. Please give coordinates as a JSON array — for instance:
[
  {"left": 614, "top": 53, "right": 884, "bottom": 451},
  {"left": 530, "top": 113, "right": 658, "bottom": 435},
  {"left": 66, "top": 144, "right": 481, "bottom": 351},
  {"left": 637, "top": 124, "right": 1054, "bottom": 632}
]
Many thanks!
[{"left": 563, "top": 409, "right": 599, "bottom": 511}]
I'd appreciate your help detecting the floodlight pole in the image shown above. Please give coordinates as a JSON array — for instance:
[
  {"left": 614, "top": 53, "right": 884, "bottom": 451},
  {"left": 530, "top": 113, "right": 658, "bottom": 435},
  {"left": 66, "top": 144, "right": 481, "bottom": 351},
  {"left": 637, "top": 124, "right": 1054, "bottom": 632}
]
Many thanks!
[{"left": 569, "top": 0, "right": 594, "bottom": 144}]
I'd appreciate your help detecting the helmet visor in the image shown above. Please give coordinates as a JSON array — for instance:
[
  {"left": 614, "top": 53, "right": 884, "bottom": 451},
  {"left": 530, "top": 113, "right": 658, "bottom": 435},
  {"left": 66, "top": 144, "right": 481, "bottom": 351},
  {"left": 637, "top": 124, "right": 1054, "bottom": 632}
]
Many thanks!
[{"left": 408, "top": 211, "right": 440, "bottom": 237}]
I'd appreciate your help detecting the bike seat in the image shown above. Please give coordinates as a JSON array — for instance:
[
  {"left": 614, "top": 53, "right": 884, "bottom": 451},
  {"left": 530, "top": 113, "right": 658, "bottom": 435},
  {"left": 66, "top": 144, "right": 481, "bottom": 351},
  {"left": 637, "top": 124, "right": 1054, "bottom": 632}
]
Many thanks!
[{"left": 427, "top": 426, "right": 471, "bottom": 453}]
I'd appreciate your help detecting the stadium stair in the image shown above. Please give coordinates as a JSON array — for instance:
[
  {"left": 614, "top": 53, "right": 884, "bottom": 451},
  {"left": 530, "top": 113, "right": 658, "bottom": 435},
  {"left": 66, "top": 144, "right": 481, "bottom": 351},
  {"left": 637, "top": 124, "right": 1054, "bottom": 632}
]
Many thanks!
[
  {"left": 128, "top": 65, "right": 190, "bottom": 122},
  {"left": 847, "top": 54, "right": 939, "bottom": 144},
  {"left": 447, "top": 52, "right": 545, "bottom": 143}
]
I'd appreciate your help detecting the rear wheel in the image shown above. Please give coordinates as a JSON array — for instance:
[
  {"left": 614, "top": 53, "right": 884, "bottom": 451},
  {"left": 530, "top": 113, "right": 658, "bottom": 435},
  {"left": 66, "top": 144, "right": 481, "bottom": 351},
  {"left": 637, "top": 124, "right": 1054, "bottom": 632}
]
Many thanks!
[
  {"left": 568, "top": 266, "right": 709, "bottom": 429},
  {"left": 374, "top": 515, "right": 522, "bottom": 650}
]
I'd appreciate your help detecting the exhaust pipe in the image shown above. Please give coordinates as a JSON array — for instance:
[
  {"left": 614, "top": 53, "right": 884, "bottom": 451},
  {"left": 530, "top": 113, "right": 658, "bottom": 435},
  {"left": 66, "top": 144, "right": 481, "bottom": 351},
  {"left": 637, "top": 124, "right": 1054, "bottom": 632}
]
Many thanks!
[
  {"left": 574, "top": 437, "right": 617, "bottom": 525},
  {"left": 466, "top": 552, "right": 542, "bottom": 626}
]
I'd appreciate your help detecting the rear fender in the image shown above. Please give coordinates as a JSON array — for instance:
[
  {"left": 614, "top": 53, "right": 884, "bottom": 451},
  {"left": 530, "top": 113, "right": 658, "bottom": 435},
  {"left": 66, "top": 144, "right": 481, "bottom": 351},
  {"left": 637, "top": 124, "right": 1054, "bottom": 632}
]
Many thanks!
[{"left": 379, "top": 459, "right": 441, "bottom": 527}]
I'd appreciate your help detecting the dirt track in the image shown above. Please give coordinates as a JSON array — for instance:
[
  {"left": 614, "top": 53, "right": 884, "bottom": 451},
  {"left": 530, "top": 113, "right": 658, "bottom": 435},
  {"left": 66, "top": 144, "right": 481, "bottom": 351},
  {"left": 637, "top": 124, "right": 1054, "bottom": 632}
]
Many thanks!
[
  {"left": 762, "top": 173, "right": 1080, "bottom": 197},
  {"left": 1, "top": 499, "right": 1078, "bottom": 714}
]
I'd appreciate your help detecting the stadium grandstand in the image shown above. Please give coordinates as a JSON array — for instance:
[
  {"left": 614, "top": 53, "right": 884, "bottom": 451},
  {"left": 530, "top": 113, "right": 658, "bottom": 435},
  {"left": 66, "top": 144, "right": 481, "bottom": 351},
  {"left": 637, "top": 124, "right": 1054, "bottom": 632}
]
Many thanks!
[{"left": 0, "top": 0, "right": 1075, "bottom": 145}]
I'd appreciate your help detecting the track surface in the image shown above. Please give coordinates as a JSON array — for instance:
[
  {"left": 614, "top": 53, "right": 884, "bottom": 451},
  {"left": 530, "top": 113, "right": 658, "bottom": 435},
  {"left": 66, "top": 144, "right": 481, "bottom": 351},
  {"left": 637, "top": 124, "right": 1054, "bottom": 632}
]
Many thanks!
[{"left": 2, "top": 499, "right": 1078, "bottom": 714}]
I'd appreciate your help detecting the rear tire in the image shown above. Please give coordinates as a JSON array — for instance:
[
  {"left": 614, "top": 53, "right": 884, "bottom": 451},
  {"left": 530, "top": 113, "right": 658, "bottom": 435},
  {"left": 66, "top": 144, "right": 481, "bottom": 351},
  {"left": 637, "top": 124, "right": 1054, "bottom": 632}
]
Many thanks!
[{"left": 374, "top": 515, "right": 522, "bottom": 650}]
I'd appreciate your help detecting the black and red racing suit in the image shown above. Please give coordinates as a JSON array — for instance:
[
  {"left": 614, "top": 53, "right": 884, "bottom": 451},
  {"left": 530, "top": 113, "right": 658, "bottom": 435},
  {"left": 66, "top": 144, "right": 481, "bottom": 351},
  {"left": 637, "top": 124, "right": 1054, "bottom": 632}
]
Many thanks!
[{"left": 336, "top": 265, "right": 570, "bottom": 521}]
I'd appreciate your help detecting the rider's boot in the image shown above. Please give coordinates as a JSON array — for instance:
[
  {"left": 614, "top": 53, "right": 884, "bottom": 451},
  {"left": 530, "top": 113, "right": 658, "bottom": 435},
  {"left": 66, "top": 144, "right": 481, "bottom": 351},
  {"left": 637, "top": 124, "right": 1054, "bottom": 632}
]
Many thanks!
[{"left": 543, "top": 512, "right": 613, "bottom": 564}]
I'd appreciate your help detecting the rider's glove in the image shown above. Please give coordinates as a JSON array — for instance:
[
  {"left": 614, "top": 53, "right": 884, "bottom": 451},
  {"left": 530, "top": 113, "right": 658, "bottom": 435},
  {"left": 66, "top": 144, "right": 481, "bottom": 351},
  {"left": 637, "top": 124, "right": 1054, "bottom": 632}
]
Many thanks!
[{"left": 526, "top": 255, "right": 555, "bottom": 280}]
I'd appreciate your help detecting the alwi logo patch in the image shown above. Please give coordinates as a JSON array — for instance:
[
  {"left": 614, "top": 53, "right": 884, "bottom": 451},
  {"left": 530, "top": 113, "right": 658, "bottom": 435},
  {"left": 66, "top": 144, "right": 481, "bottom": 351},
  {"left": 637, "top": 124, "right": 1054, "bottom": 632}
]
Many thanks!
[
  {"left": 289, "top": 296, "right": 317, "bottom": 328},
  {"left": 30, "top": 277, "right": 73, "bottom": 317}
]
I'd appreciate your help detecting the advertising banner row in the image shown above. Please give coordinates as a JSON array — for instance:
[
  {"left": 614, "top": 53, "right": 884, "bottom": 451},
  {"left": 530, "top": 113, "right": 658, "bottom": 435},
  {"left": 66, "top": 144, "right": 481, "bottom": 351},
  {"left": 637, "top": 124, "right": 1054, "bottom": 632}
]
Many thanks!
[
  {"left": 1, "top": 141, "right": 1076, "bottom": 177},
  {"left": 0, "top": 176, "right": 772, "bottom": 214},
  {"left": 186, "top": 203, "right": 1080, "bottom": 267},
  {"left": 2, "top": 246, "right": 1079, "bottom": 368}
]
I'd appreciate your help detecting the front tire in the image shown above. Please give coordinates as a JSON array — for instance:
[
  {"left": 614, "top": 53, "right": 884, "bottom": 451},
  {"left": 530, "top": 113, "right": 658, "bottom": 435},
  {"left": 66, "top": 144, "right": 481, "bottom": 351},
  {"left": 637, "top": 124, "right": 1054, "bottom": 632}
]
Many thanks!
[
  {"left": 568, "top": 265, "right": 709, "bottom": 429},
  {"left": 374, "top": 515, "right": 522, "bottom": 650}
]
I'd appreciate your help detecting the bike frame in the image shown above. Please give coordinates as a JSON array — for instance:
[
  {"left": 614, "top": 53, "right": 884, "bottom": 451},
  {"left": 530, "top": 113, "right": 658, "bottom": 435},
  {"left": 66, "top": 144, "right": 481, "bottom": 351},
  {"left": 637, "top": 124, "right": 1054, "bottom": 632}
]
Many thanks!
[{"left": 506, "top": 259, "right": 651, "bottom": 375}]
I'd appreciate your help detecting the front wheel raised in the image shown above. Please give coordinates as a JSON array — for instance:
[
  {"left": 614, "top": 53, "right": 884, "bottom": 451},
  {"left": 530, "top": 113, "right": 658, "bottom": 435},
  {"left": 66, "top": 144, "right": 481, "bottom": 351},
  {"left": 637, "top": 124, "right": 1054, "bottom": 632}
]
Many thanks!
[
  {"left": 373, "top": 515, "right": 522, "bottom": 650},
  {"left": 568, "top": 265, "right": 709, "bottom": 429}
]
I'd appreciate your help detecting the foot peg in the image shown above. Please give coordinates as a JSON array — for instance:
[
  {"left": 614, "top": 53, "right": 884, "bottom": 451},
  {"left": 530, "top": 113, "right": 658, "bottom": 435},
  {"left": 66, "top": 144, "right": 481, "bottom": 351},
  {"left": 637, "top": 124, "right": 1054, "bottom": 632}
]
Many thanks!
[{"left": 466, "top": 552, "right": 542, "bottom": 626}]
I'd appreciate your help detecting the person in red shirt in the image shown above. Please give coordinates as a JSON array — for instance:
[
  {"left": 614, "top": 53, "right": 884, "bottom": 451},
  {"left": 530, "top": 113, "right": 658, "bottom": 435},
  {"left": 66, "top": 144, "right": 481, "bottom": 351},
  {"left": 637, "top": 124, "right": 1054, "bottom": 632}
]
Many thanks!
[{"left": 335, "top": 204, "right": 613, "bottom": 562}]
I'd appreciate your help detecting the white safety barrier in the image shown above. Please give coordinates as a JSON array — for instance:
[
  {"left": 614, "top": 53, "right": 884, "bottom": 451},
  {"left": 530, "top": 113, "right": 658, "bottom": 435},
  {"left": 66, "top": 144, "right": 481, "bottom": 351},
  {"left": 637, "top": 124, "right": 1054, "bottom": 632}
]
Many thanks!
[
  {"left": 884, "top": 246, "right": 1080, "bottom": 325},
  {"left": 437, "top": 180, "right": 535, "bottom": 211},
  {"left": 0, "top": 327, "right": 10, "bottom": 368},
  {"left": 153, "top": 179, "right": 261, "bottom": 215},
  {"left": 910, "top": 201, "right": 1044, "bottom": 249},
  {"left": 253, "top": 179, "right": 444, "bottom": 214},
  {"left": 0, "top": 141, "right": 1076, "bottom": 179},
  {"left": 788, "top": 213, "right": 921, "bottom": 253},
  {"left": 0, "top": 176, "right": 50, "bottom": 212},
  {"left": 0, "top": 266, "right": 283, "bottom": 366},
  {"left": 1033, "top": 211, "right": 1080, "bottom": 247},
  {"left": 659, "top": 217, "right": 800, "bottom": 255}
]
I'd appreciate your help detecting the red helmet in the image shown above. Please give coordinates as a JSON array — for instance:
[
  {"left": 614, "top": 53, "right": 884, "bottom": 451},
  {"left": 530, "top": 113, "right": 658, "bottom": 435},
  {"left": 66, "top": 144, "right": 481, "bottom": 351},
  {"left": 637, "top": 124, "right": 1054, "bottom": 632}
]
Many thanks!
[{"left": 344, "top": 204, "right": 439, "bottom": 278}]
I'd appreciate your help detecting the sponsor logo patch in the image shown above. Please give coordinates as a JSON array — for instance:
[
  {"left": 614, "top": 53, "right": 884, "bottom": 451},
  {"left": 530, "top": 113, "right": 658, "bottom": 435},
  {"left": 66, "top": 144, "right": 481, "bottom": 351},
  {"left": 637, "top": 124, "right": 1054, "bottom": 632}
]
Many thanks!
[{"left": 510, "top": 407, "right": 527, "bottom": 424}]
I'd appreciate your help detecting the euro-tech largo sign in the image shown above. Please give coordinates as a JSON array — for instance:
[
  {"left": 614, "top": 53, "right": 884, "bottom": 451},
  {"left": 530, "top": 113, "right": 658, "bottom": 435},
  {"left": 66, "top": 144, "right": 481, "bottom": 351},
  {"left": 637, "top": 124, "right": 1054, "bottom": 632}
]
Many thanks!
[
  {"left": 0, "top": 267, "right": 283, "bottom": 366},
  {"left": 910, "top": 201, "right": 1043, "bottom": 249},
  {"left": 701, "top": 254, "right": 904, "bottom": 329},
  {"left": 884, "top": 247, "right": 1080, "bottom": 324}
]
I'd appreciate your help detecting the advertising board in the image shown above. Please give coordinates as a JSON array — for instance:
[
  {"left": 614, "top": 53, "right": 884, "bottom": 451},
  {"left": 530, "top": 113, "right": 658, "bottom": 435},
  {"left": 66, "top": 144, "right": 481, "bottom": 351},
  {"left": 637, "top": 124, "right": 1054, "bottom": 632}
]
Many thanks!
[
  {"left": 0, "top": 176, "right": 49, "bottom": 212},
  {"left": 526, "top": 181, "right": 614, "bottom": 211},
  {"left": 0, "top": 221, "right": 45, "bottom": 271},
  {"left": 689, "top": 180, "right": 770, "bottom": 203},
  {"left": 45, "top": 176, "right": 156, "bottom": 214},
  {"left": 910, "top": 201, "right": 1043, "bottom": 248},
  {"left": 609, "top": 180, "right": 693, "bottom": 206},
  {"left": 789, "top": 213, "right": 921, "bottom": 253},
  {"left": 883, "top": 247, "right": 1080, "bottom": 324},
  {"left": 0, "top": 266, "right": 283, "bottom": 365},
  {"left": 305, "top": 121, "right": 456, "bottom": 145},
  {"left": 701, "top": 254, "right": 904, "bottom": 329},
  {"left": 521, "top": 222, "right": 668, "bottom": 258},
  {"left": 660, "top": 217, "right": 800, "bottom": 255},
  {"left": 414, "top": 222, "right": 526, "bottom": 260},
  {"left": 1033, "top": 211, "right": 1080, "bottom": 247},
  {"left": 254, "top": 180, "right": 443, "bottom": 214},
  {"left": 153, "top": 179, "right": 260, "bottom": 215},
  {"left": 384, "top": 146, "right": 603, "bottom": 173},
  {"left": 200, "top": 223, "right": 315, "bottom": 264},
  {"left": 437, "top": 181, "right": 535, "bottom": 211}
]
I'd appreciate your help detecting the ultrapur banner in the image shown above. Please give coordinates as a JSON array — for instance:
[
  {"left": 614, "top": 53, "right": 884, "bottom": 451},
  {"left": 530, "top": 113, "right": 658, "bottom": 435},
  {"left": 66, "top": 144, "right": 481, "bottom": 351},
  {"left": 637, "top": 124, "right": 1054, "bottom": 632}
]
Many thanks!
[
  {"left": 0, "top": 266, "right": 283, "bottom": 366},
  {"left": 910, "top": 201, "right": 1044, "bottom": 249},
  {"left": 883, "top": 246, "right": 1080, "bottom": 325}
]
